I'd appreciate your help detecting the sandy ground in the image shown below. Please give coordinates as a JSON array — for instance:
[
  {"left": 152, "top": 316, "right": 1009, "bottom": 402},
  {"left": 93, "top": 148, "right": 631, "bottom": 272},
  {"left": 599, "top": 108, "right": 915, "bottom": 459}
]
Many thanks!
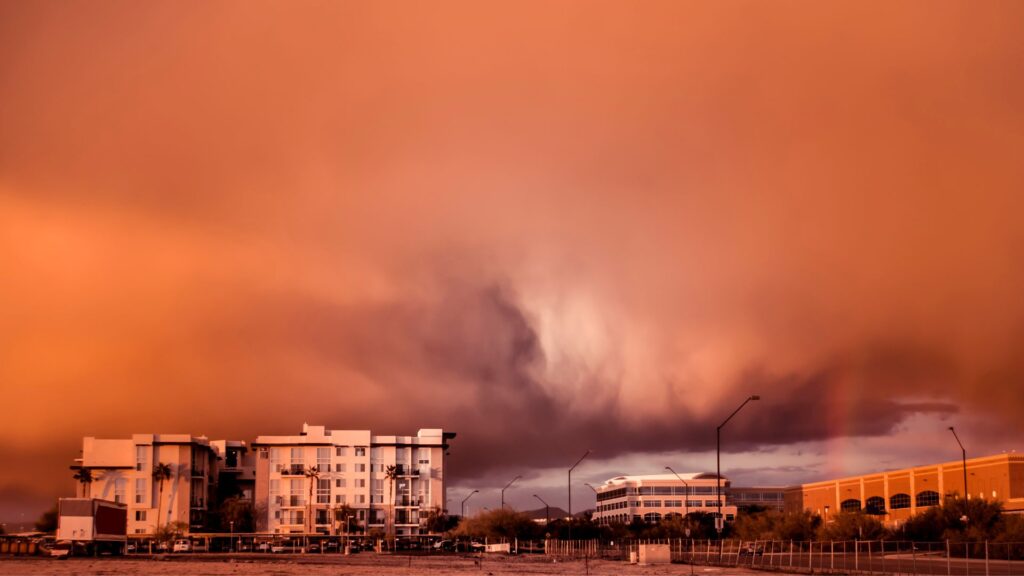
[{"left": 0, "top": 554, "right": 794, "bottom": 576}]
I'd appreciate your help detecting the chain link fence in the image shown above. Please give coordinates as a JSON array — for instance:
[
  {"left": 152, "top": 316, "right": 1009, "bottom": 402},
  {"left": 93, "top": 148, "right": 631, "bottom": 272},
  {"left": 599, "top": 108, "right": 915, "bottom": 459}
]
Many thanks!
[{"left": 540, "top": 538, "right": 1024, "bottom": 575}]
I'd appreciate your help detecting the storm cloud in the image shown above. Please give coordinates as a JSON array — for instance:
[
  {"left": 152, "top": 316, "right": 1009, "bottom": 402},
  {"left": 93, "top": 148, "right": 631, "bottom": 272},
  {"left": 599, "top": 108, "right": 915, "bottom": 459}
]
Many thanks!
[{"left": 2, "top": 0, "right": 1024, "bottom": 521}]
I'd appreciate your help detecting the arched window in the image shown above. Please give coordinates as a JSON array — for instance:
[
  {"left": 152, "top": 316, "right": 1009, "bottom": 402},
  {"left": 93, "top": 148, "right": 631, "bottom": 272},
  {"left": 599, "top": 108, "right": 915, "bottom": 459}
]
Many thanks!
[
  {"left": 865, "top": 496, "right": 886, "bottom": 515},
  {"left": 841, "top": 499, "right": 861, "bottom": 512},
  {"left": 663, "top": 512, "right": 682, "bottom": 521},
  {"left": 643, "top": 512, "right": 662, "bottom": 523},
  {"left": 889, "top": 493, "right": 910, "bottom": 509},
  {"left": 916, "top": 491, "right": 940, "bottom": 507}
]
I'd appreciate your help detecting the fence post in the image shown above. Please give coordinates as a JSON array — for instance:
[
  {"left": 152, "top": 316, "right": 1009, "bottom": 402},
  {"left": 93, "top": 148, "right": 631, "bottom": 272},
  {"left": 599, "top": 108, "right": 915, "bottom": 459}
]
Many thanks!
[
  {"left": 809, "top": 541, "right": 814, "bottom": 573},
  {"left": 830, "top": 540, "right": 834, "bottom": 573},
  {"left": 966, "top": 541, "right": 970, "bottom": 576},
  {"left": 912, "top": 539, "right": 917, "bottom": 576},
  {"left": 946, "top": 539, "right": 951, "bottom": 576},
  {"left": 790, "top": 539, "right": 794, "bottom": 568},
  {"left": 854, "top": 540, "right": 858, "bottom": 573},
  {"left": 984, "top": 540, "right": 989, "bottom": 576}
]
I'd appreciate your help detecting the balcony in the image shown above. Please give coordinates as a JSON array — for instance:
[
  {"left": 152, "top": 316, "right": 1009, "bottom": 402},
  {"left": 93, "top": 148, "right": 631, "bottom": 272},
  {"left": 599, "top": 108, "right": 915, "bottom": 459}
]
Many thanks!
[
  {"left": 280, "top": 464, "right": 305, "bottom": 476},
  {"left": 275, "top": 495, "right": 306, "bottom": 507},
  {"left": 394, "top": 465, "right": 420, "bottom": 477},
  {"left": 395, "top": 497, "right": 424, "bottom": 507}
]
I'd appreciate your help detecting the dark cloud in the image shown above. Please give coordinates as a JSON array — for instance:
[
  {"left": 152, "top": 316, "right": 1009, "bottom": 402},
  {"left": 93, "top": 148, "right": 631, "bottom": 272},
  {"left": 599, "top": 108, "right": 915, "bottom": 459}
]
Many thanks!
[{"left": 2, "top": 0, "right": 1024, "bottom": 521}]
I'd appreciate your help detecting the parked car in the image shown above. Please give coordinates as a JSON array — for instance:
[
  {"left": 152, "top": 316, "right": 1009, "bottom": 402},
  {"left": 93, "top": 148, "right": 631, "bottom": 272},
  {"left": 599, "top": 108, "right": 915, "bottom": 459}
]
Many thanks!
[
  {"left": 172, "top": 539, "right": 191, "bottom": 553},
  {"left": 271, "top": 543, "right": 286, "bottom": 553},
  {"left": 47, "top": 540, "right": 73, "bottom": 558},
  {"left": 433, "top": 539, "right": 454, "bottom": 551},
  {"left": 256, "top": 541, "right": 271, "bottom": 552}
]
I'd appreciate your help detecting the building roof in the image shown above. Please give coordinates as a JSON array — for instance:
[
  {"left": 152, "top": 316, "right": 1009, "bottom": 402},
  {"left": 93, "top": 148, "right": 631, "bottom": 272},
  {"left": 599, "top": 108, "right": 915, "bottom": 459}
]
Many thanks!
[{"left": 599, "top": 472, "right": 723, "bottom": 488}]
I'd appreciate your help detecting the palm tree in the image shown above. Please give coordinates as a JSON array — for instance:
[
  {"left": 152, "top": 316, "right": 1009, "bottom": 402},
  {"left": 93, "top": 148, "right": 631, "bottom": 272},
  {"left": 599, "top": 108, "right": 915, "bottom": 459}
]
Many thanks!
[
  {"left": 384, "top": 465, "right": 397, "bottom": 543},
  {"left": 72, "top": 468, "right": 94, "bottom": 498},
  {"left": 152, "top": 463, "right": 173, "bottom": 532},
  {"left": 304, "top": 465, "right": 320, "bottom": 534}
]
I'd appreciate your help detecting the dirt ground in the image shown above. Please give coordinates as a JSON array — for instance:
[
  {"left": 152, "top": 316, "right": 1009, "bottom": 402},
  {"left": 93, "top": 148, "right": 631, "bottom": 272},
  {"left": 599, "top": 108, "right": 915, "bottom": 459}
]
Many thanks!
[{"left": 0, "top": 554, "right": 793, "bottom": 576}]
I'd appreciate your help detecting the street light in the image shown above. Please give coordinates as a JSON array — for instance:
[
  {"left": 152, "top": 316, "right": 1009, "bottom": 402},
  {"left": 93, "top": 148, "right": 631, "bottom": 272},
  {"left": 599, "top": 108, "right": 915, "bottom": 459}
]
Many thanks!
[
  {"left": 717, "top": 395, "right": 760, "bottom": 533},
  {"left": 665, "top": 466, "right": 690, "bottom": 521},
  {"left": 568, "top": 450, "right": 591, "bottom": 540},
  {"left": 501, "top": 475, "right": 521, "bottom": 509},
  {"left": 583, "top": 482, "right": 598, "bottom": 493},
  {"left": 534, "top": 494, "right": 550, "bottom": 526},
  {"left": 949, "top": 427, "right": 969, "bottom": 501},
  {"left": 461, "top": 490, "right": 479, "bottom": 519}
]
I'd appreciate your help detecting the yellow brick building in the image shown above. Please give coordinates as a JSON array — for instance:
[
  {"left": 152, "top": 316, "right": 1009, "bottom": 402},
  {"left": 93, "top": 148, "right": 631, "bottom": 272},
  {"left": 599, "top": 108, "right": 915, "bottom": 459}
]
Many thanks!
[{"left": 785, "top": 453, "right": 1024, "bottom": 526}]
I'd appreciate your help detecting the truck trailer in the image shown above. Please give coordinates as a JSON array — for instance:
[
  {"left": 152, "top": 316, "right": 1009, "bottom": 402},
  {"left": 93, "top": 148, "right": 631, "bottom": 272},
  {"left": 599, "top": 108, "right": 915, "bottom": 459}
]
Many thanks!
[{"left": 56, "top": 498, "right": 128, "bottom": 555}]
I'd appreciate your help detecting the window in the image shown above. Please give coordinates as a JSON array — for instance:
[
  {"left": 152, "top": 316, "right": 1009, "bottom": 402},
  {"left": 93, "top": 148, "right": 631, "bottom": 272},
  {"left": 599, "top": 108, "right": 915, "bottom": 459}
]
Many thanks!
[
  {"left": 841, "top": 499, "right": 861, "bottom": 512},
  {"left": 336, "top": 478, "right": 346, "bottom": 488},
  {"left": 135, "top": 445, "right": 147, "bottom": 472},
  {"left": 134, "top": 478, "right": 146, "bottom": 504},
  {"left": 355, "top": 447, "right": 366, "bottom": 457},
  {"left": 642, "top": 500, "right": 662, "bottom": 507},
  {"left": 290, "top": 447, "right": 304, "bottom": 466},
  {"left": 317, "top": 478, "right": 330, "bottom": 504},
  {"left": 892, "top": 493, "right": 915, "bottom": 509},
  {"left": 705, "top": 500, "right": 719, "bottom": 507},
  {"left": 335, "top": 494, "right": 346, "bottom": 504},
  {"left": 355, "top": 463, "right": 366, "bottom": 473},
  {"left": 664, "top": 500, "right": 682, "bottom": 507},
  {"left": 916, "top": 490, "right": 940, "bottom": 507},
  {"left": 356, "top": 494, "right": 366, "bottom": 504},
  {"left": 370, "top": 447, "right": 381, "bottom": 461},
  {"left": 335, "top": 463, "right": 346, "bottom": 473},
  {"left": 283, "top": 510, "right": 304, "bottom": 525},
  {"left": 114, "top": 479, "right": 127, "bottom": 504},
  {"left": 135, "top": 510, "right": 147, "bottom": 521},
  {"left": 270, "top": 479, "right": 280, "bottom": 497},
  {"left": 643, "top": 512, "right": 662, "bottom": 523},
  {"left": 356, "top": 479, "right": 366, "bottom": 488},
  {"left": 317, "top": 447, "right": 330, "bottom": 470},
  {"left": 686, "top": 500, "right": 703, "bottom": 508},
  {"left": 290, "top": 479, "right": 304, "bottom": 505},
  {"left": 270, "top": 448, "right": 282, "bottom": 472},
  {"left": 865, "top": 496, "right": 886, "bottom": 515},
  {"left": 418, "top": 448, "right": 430, "bottom": 465},
  {"left": 336, "top": 446, "right": 348, "bottom": 457}
]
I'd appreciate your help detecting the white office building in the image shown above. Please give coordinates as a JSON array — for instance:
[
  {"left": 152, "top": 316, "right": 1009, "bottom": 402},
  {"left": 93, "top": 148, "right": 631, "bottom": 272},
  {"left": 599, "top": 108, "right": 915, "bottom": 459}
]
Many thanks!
[{"left": 593, "top": 473, "right": 739, "bottom": 525}]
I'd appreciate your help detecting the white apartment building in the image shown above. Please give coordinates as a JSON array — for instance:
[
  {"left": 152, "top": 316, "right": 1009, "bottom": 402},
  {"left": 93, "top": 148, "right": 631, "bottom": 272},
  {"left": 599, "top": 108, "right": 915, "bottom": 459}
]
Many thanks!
[
  {"left": 252, "top": 424, "right": 455, "bottom": 536},
  {"left": 593, "top": 473, "right": 739, "bottom": 525},
  {"left": 72, "top": 434, "right": 220, "bottom": 534}
]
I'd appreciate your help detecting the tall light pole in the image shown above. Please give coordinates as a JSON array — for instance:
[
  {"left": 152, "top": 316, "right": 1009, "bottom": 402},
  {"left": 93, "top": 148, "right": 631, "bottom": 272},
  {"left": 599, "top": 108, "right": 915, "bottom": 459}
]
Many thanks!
[
  {"left": 665, "top": 466, "right": 690, "bottom": 520},
  {"left": 534, "top": 494, "right": 550, "bottom": 526},
  {"left": 568, "top": 450, "right": 591, "bottom": 540},
  {"left": 501, "top": 475, "right": 521, "bottom": 510},
  {"left": 583, "top": 482, "right": 598, "bottom": 493},
  {"left": 461, "top": 490, "right": 478, "bottom": 519},
  {"left": 717, "top": 395, "right": 760, "bottom": 534},
  {"left": 949, "top": 427, "right": 968, "bottom": 501}
]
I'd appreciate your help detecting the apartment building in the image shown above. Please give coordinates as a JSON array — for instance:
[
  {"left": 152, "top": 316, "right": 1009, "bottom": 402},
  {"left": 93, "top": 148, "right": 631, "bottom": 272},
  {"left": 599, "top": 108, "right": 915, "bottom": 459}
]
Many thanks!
[
  {"left": 71, "top": 434, "right": 220, "bottom": 534},
  {"left": 785, "top": 452, "right": 1024, "bottom": 526},
  {"left": 593, "top": 473, "right": 739, "bottom": 525},
  {"left": 252, "top": 424, "right": 455, "bottom": 536},
  {"left": 209, "top": 439, "right": 257, "bottom": 502}
]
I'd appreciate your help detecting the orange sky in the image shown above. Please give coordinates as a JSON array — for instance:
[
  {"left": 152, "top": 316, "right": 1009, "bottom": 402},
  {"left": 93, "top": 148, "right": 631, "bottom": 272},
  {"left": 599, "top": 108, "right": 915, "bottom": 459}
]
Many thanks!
[{"left": 2, "top": 1, "right": 1024, "bottom": 520}]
